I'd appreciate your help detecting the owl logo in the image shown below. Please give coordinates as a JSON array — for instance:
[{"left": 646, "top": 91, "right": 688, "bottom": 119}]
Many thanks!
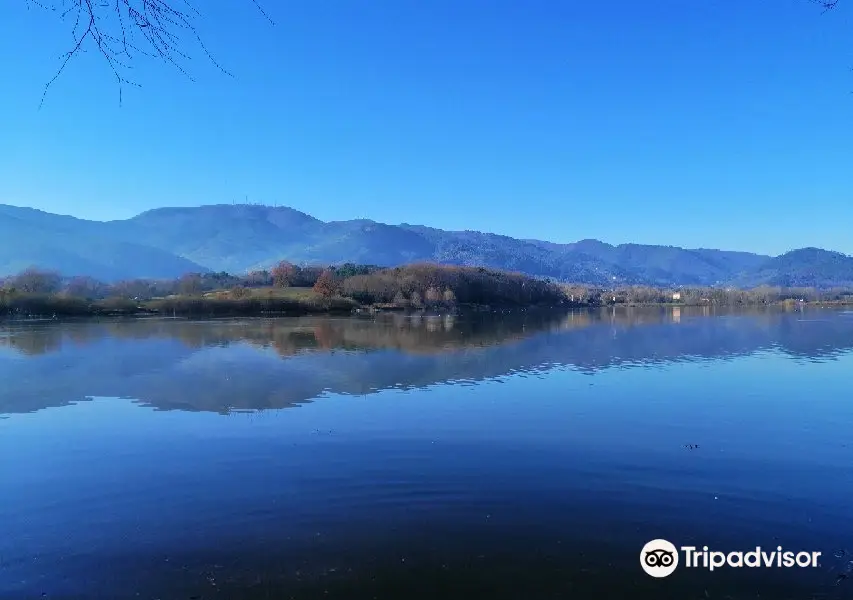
[{"left": 640, "top": 539, "right": 679, "bottom": 577}]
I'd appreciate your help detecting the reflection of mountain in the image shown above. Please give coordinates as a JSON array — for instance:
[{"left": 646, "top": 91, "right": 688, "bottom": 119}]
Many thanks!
[{"left": 1, "top": 308, "right": 852, "bottom": 415}]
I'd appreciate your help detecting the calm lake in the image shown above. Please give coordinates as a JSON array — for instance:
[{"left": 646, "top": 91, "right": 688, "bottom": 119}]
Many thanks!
[{"left": 2, "top": 307, "right": 853, "bottom": 599}]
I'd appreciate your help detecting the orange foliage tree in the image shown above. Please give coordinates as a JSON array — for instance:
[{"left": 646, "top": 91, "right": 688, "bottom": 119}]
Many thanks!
[
  {"left": 312, "top": 269, "right": 339, "bottom": 298},
  {"left": 271, "top": 261, "right": 297, "bottom": 288}
]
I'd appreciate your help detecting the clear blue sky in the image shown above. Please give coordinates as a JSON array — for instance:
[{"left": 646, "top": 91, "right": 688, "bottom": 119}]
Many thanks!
[{"left": 1, "top": 0, "right": 851, "bottom": 255}]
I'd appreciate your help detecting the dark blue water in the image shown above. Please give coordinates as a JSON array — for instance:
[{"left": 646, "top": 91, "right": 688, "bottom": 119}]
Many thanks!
[{"left": 2, "top": 307, "right": 853, "bottom": 599}]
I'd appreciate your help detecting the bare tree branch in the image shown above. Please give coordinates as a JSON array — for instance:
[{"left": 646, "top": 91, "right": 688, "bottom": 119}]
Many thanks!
[
  {"left": 28, "top": 0, "right": 272, "bottom": 107},
  {"left": 248, "top": 0, "right": 274, "bottom": 26},
  {"left": 809, "top": 0, "right": 841, "bottom": 13}
]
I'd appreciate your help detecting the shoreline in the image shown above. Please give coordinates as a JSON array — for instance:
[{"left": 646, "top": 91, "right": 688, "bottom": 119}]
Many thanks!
[
  {"left": 2, "top": 297, "right": 851, "bottom": 323},
  {"left": 613, "top": 300, "right": 853, "bottom": 308}
]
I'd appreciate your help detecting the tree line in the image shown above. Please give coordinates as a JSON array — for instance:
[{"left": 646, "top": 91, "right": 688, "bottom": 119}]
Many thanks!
[
  {"left": 0, "top": 261, "right": 568, "bottom": 317},
  {"left": 2, "top": 262, "right": 852, "bottom": 318},
  {"left": 563, "top": 284, "right": 853, "bottom": 306},
  {"left": 0, "top": 263, "right": 370, "bottom": 300}
]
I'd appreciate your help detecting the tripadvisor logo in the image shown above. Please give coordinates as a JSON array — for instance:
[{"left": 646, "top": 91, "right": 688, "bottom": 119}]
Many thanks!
[
  {"left": 641, "top": 539, "right": 679, "bottom": 578},
  {"left": 640, "top": 539, "right": 822, "bottom": 578}
]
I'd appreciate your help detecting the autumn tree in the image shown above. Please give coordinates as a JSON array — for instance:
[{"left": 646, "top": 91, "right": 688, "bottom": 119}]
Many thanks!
[
  {"left": 312, "top": 269, "right": 339, "bottom": 298},
  {"left": 271, "top": 261, "right": 297, "bottom": 288}
]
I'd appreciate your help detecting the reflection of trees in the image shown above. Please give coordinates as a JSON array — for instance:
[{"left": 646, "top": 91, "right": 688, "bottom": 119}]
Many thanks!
[
  {"left": 0, "top": 311, "right": 572, "bottom": 357},
  {"left": 3, "top": 307, "right": 853, "bottom": 416},
  {"left": 0, "top": 306, "right": 817, "bottom": 359},
  {"left": 0, "top": 327, "right": 64, "bottom": 356}
]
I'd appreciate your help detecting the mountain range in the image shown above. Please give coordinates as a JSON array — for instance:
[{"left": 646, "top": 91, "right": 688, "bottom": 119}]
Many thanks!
[{"left": 1, "top": 203, "right": 852, "bottom": 288}]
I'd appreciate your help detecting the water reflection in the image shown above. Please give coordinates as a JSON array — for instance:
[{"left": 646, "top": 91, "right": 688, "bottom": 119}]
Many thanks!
[
  {"left": 2, "top": 306, "right": 853, "bottom": 416},
  {"left": 3, "top": 308, "right": 853, "bottom": 599}
]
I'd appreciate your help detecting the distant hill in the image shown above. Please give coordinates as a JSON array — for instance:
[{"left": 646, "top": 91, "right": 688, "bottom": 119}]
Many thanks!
[
  {"left": 0, "top": 202, "right": 851, "bottom": 288},
  {"left": 0, "top": 205, "right": 207, "bottom": 281},
  {"left": 735, "top": 248, "right": 853, "bottom": 288}
]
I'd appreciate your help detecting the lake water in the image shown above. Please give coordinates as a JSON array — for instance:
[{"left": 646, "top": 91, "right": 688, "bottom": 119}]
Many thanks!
[{"left": 2, "top": 307, "right": 853, "bottom": 599}]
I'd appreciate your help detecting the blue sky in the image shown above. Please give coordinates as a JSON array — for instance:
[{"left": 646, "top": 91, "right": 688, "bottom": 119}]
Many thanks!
[{"left": 0, "top": 0, "right": 851, "bottom": 255}]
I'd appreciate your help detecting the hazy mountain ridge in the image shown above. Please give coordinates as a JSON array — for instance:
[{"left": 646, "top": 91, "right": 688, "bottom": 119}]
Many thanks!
[
  {"left": 733, "top": 248, "right": 853, "bottom": 288},
  {"left": 1, "top": 203, "right": 851, "bottom": 287},
  {"left": 0, "top": 205, "right": 208, "bottom": 280}
]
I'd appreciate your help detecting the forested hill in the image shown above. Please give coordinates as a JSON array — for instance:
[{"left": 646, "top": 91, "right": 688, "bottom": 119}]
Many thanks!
[{"left": 1, "top": 203, "right": 852, "bottom": 288}]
